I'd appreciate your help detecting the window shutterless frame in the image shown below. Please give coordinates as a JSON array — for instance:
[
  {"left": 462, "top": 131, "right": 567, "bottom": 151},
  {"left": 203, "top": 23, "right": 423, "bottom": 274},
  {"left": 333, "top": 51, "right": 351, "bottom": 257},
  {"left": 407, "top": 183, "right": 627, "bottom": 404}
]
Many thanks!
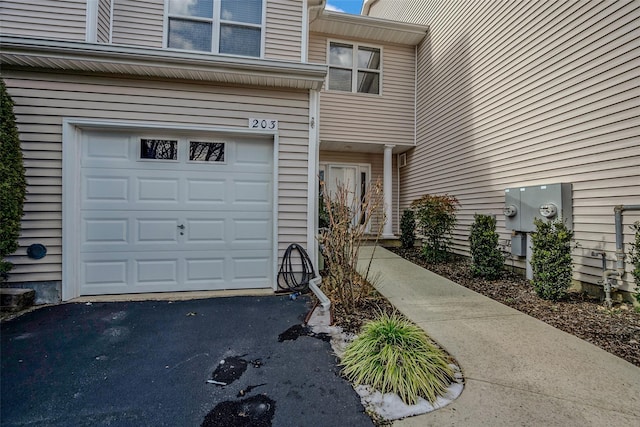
[
  {"left": 163, "top": 0, "right": 266, "bottom": 58},
  {"left": 326, "top": 39, "right": 383, "bottom": 95}
]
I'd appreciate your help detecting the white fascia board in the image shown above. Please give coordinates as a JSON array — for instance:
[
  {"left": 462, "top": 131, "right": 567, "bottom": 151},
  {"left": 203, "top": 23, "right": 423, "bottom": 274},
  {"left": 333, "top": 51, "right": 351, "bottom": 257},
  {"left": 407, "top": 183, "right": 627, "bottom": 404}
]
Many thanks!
[
  {"left": 310, "top": 10, "right": 427, "bottom": 45},
  {"left": 0, "top": 35, "right": 327, "bottom": 90}
]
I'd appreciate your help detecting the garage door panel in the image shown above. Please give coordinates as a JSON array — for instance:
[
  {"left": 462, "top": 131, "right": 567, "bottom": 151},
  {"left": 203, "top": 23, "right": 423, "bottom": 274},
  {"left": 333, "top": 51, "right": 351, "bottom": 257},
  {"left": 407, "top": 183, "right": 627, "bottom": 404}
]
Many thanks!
[
  {"left": 78, "top": 131, "right": 274, "bottom": 296},
  {"left": 233, "top": 256, "right": 271, "bottom": 280},
  {"left": 136, "top": 259, "right": 178, "bottom": 285},
  {"left": 185, "top": 258, "right": 225, "bottom": 282},
  {"left": 138, "top": 178, "right": 180, "bottom": 203},
  {"left": 233, "top": 180, "right": 271, "bottom": 204},
  {"left": 186, "top": 179, "right": 226, "bottom": 204},
  {"left": 136, "top": 219, "right": 180, "bottom": 244},
  {"left": 184, "top": 219, "right": 225, "bottom": 243}
]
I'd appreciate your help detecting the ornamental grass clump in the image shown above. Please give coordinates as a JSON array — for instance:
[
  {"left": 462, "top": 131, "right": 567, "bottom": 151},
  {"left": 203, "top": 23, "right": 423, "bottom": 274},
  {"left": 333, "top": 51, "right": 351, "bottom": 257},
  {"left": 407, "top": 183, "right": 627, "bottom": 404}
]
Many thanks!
[{"left": 341, "top": 313, "right": 454, "bottom": 405}]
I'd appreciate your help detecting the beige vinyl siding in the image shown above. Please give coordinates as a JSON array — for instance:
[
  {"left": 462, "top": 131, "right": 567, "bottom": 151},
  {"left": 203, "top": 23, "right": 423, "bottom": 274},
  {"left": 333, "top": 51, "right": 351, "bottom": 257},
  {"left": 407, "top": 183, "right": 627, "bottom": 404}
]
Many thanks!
[
  {"left": 0, "top": 0, "right": 86, "bottom": 41},
  {"left": 319, "top": 150, "right": 399, "bottom": 233},
  {"left": 309, "top": 33, "right": 416, "bottom": 147},
  {"left": 265, "top": 0, "right": 303, "bottom": 61},
  {"left": 111, "top": 0, "right": 163, "bottom": 47},
  {"left": 97, "top": 0, "right": 112, "bottom": 43},
  {"left": 3, "top": 70, "right": 310, "bottom": 284},
  {"left": 368, "top": 0, "right": 640, "bottom": 292}
]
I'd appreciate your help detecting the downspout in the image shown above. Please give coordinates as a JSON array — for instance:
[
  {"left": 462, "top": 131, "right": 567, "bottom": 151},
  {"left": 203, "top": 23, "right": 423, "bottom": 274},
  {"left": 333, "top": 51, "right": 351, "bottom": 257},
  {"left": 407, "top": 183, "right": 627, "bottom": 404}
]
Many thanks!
[{"left": 307, "top": 88, "right": 330, "bottom": 312}]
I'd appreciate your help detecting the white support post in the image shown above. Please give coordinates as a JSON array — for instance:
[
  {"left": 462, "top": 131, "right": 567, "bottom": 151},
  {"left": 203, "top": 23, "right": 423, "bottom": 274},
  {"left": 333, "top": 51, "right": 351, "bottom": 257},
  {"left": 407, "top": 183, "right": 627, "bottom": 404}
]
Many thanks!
[{"left": 383, "top": 144, "right": 395, "bottom": 238}]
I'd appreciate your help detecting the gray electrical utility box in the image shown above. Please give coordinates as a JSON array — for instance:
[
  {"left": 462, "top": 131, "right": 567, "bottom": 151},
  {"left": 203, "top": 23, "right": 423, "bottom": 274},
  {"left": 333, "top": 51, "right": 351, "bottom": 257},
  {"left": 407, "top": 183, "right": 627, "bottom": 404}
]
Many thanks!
[{"left": 504, "top": 183, "right": 572, "bottom": 233}]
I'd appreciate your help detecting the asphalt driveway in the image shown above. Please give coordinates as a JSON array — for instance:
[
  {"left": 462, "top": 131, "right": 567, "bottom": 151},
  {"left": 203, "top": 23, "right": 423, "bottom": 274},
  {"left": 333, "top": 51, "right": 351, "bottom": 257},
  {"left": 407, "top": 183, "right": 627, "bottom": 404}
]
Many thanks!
[{"left": 1, "top": 295, "right": 373, "bottom": 427}]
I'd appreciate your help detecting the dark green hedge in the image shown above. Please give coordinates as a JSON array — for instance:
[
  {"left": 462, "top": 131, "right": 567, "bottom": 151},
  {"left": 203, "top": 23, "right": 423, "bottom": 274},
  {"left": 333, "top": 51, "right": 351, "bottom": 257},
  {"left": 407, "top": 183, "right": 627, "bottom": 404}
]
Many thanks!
[{"left": 1, "top": 79, "right": 27, "bottom": 278}]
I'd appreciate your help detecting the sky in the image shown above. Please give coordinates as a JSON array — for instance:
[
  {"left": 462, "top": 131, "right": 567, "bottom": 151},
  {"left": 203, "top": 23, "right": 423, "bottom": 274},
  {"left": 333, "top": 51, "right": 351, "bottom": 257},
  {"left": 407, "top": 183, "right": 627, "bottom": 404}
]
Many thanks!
[{"left": 326, "top": 0, "right": 365, "bottom": 15}]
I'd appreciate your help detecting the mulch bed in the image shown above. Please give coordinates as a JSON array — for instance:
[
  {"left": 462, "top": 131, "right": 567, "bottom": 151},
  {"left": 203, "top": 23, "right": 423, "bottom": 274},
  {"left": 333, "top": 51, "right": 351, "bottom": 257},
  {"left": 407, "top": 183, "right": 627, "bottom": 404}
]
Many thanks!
[{"left": 387, "top": 247, "right": 640, "bottom": 367}]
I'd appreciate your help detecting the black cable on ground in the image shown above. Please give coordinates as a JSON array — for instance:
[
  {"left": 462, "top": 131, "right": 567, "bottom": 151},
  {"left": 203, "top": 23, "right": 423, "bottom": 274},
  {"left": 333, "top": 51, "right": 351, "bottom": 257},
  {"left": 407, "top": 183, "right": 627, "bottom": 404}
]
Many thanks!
[{"left": 276, "top": 243, "right": 316, "bottom": 294}]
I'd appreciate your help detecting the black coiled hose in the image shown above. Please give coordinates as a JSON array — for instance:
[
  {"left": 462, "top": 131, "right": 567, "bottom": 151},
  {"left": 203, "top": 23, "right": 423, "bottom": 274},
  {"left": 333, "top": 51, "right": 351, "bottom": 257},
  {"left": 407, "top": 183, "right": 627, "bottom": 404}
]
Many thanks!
[{"left": 277, "top": 243, "right": 316, "bottom": 293}]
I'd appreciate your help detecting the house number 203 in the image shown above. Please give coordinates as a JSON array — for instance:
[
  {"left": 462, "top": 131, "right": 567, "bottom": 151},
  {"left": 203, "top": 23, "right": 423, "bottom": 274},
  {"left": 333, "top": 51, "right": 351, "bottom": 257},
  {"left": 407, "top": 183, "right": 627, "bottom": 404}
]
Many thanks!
[{"left": 249, "top": 118, "right": 278, "bottom": 130}]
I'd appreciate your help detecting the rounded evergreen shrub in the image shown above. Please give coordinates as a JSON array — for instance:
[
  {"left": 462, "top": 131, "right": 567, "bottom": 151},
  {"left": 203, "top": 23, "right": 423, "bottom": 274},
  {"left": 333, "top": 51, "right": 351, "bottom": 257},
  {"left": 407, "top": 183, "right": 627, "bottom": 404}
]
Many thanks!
[
  {"left": 530, "top": 218, "right": 574, "bottom": 301},
  {"left": 411, "top": 194, "right": 459, "bottom": 263},
  {"left": 341, "top": 313, "right": 454, "bottom": 405},
  {"left": 469, "top": 214, "right": 504, "bottom": 280},
  {"left": 400, "top": 209, "right": 416, "bottom": 249},
  {"left": 1, "top": 79, "right": 27, "bottom": 279}
]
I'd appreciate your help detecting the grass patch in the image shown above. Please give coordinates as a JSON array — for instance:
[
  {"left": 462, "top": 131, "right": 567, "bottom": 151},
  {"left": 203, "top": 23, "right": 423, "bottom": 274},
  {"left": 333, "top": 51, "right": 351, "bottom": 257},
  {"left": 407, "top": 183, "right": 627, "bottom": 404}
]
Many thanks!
[{"left": 341, "top": 313, "right": 454, "bottom": 405}]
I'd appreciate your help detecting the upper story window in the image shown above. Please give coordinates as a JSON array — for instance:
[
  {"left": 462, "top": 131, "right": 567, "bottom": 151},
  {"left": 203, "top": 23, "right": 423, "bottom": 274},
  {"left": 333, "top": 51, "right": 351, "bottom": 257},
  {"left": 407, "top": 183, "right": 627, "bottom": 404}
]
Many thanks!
[
  {"left": 167, "top": 0, "right": 263, "bottom": 57},
  {"left": 328, "top": 42, "right": 381, "bottom": 94}
]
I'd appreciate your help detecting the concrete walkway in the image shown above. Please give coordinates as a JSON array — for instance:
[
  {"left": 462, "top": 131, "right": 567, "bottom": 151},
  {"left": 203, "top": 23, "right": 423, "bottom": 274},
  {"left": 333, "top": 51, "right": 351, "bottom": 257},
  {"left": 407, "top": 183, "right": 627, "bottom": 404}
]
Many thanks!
[{"left": 358, "top": 246, "right": 640, "bottom": 426}]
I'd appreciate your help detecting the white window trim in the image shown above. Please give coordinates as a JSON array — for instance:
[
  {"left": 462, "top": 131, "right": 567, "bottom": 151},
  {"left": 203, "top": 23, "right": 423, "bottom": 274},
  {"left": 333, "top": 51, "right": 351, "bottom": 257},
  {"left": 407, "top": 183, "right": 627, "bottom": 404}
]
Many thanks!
[
  {"left": 326, "top": 39, "right": 383, "bottom": 96},
  {"left": 163, "top": 0, "right": 266, "bottom": 59}
]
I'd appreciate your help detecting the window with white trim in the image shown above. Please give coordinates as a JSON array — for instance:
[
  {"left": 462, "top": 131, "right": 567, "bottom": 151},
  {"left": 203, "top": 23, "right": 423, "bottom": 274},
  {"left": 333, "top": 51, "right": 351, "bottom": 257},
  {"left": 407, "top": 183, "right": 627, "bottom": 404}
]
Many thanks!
[
  {"left": 167, "top": 0, "right": 263, "bottom": 57},
  {"left": 328, "top": 42, "right": 381, "bottom": 94}
]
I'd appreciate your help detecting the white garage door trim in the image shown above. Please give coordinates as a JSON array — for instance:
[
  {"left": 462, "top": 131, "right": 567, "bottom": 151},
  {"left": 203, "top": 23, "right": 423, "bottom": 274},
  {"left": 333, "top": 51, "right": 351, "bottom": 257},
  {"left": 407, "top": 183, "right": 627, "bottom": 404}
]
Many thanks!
[{"left": 62, "top": 118, "right": 279, "bottom": 301}]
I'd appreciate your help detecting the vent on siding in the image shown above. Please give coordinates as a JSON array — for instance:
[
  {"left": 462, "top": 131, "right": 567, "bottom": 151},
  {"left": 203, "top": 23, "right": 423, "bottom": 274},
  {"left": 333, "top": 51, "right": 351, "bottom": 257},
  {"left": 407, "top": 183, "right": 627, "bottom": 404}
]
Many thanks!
[{"left": 398, "top": 153, "right": 407, "bottom": 168}]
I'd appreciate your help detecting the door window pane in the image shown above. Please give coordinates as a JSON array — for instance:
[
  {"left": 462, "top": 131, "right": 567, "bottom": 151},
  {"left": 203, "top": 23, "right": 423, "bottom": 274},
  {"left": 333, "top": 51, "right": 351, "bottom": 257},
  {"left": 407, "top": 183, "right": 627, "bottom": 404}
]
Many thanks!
[
  {"left": 189, "top": 142, "right": 225, "bottom": 162},
  {"left": 329, "top": 43, "right": 353, "bottom": 67},
  {"left": 140, "top": 139, "right": 178, "bottom": 160},
  {"left": 221, "top": 0, "right": 262, "bottom": 24},
  {"left": 219, "top": 24, "right": 261, "bottom": 57},
  {"left": 358, "top": 47, "right": 380, "bottom": 69},
  {"left": 329, "top": 68, "right": 352, "bottom": 91},
  {"left": 357, "top": 71, "right": 380, "bottom": 94},
  {"left": 168, "top": 0, "right": 213, "bottom": 18},
  {"left": 168, "top": 19, "right": 212, "bottom": 52}
]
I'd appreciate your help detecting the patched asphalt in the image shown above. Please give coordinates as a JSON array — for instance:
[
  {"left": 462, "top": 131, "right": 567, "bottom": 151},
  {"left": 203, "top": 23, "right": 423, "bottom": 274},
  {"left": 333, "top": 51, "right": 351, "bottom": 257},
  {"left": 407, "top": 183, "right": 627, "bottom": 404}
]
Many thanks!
[{"left": 1, "top": 296, "right": 374, "bottom": 427}]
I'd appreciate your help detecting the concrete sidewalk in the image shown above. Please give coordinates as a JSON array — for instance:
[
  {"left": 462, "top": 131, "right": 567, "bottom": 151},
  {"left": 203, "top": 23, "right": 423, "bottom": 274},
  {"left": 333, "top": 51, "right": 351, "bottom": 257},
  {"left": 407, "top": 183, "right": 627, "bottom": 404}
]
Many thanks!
[{"left": 358, "top": 246, "right": 640, "bottom": 426}]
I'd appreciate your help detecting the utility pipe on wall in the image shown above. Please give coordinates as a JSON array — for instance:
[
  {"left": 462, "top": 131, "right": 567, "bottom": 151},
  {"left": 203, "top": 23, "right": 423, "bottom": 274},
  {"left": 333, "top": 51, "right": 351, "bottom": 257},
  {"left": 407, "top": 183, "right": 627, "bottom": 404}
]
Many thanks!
[{"left": 614, "top": 204, "right": 640, "bottom": 276}]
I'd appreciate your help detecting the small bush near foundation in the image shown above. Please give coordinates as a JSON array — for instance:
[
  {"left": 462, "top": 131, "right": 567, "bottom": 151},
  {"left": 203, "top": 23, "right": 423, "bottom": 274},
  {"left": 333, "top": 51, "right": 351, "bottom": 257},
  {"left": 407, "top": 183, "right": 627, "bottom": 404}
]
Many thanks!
[
  {"left": 1, "top": 79, "right": 27, "bottom": 279},
  {"left": 341, "top": 313, "right": 454, "bottom": 405},
  {"left": 400, "top": 209, "right": 416, "bottom": 249},
  {"left": 629, "top": 221, "right": 640, "bottom": 304},
  {"left": 411, "top": 194, "right": 459, "bottom": 263},
  {"left": 318, "top": 180, "right": 384, "bottom": 315},
  {"left": 530, "top": 218, "right": 574, "bottom": 301},
  {"left": 469, "top": 214, "right": 504, "bottom": 280}
]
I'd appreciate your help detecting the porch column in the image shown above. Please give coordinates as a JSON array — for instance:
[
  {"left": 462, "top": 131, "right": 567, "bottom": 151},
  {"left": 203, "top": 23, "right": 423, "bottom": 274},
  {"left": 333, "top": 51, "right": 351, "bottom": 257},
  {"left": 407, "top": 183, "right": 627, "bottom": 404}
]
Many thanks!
[{"left": 383, "top": 144, "right": 395, "bottom": 238}]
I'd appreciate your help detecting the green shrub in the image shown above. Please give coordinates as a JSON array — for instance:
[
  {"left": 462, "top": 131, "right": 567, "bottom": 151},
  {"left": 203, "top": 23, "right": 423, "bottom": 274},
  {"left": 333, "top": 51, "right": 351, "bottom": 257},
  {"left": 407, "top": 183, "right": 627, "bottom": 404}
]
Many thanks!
[
  {"left": 1, "top": 79, "right": 27, "bottom": 279},
  {"left": 341, "top": 313, "right": 454, "bottom": 405},
  {"left": 469, "top": 214, "right": 504, "bottom": 280},
  {"left": 400, "top": 209, "right": 416, "bottom": 249},
  {"left": 411, "top": 194, "right": 459, "bottom": 263},
  {"left": 629, "top": 221, "right": 640, "bottom": 304},
  {"left": 530, "top": 218, "right": 574, "bottom": 301}
]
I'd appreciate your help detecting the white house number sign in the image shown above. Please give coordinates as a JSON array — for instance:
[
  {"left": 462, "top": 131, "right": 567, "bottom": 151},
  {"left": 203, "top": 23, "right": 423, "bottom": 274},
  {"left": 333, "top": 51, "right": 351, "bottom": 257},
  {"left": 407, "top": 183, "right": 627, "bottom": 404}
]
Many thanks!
[{"left": 249, "top": 118, "right": 278, "bottom": 130}]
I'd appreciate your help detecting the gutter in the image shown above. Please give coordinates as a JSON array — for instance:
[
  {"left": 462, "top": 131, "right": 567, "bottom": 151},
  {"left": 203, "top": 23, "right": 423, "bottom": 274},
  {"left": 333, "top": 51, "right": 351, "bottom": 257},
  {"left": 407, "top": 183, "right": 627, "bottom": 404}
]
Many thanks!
[{"left": 0, "top": 35, "right": 327, "bottom": 90}]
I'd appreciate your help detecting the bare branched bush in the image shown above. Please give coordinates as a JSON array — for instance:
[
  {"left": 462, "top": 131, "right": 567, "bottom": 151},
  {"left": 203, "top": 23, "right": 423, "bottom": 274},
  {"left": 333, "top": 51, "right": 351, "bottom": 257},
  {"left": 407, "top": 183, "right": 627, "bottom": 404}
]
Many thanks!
[{"left": 318, "top": 179, "right": 384, "bottom": 315}]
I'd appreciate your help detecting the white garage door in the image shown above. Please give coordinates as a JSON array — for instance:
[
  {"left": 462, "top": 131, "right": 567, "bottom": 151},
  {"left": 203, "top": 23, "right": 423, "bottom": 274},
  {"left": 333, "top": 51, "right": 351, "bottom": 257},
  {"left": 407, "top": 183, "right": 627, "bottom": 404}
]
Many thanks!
[{"left": 78, "top": 130, "right": 273, "bottom": 295}]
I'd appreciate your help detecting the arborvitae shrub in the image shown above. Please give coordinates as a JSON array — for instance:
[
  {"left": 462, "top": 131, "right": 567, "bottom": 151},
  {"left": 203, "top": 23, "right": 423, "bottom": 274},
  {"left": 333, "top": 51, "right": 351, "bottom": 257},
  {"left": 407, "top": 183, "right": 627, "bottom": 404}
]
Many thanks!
[
  {"left": 530, "top": 218, "right": 574, "bottom": 301},
  {"left": 400, "top": 209, "right": 416, "bottom": 249},
  {"left": 411, "top": 194, "right": 459, "bottom": 263},
  {"left": 1, "top": 79, "right": 27, "bottom": 279},
  {"left": 469, "top": 214, "right": 504, "bottom": 280}
]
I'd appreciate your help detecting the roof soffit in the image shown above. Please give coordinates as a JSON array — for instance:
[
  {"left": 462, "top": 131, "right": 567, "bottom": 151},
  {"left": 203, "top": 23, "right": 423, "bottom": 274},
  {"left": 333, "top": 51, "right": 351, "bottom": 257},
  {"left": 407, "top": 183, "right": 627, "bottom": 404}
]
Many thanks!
[{"left": 0, "top": 36, "right": 327, "bottom": 90}]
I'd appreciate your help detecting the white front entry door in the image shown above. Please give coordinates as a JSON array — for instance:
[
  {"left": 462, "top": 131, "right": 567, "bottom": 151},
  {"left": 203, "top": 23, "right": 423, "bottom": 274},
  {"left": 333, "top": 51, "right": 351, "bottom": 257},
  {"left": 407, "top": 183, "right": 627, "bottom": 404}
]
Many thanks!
[
  {"left": 322, "top": 163, "right": 370, "bottom": 228},
  {"left": 77, "top": 130, "right": 273, "bottom": 295}
]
